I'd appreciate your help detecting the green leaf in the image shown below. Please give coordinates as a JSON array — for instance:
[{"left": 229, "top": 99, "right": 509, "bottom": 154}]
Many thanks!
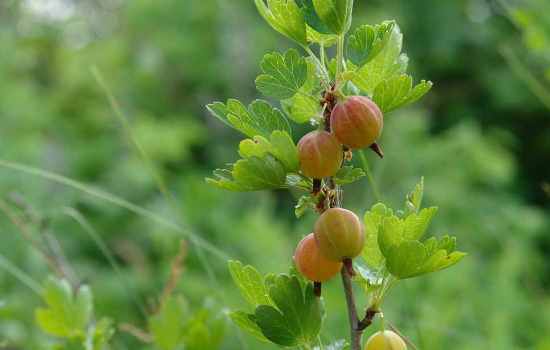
[
  {"left": 35, "top": 277, "right": 92, "bottom": 338},
  {"left": 404, "top": 177, "right": 424, "bottom": 215},
  {"left": 206, "top": 155, "right": 287, "bottom": 191},
  {"left": 312, "top": 0, "right": 354, "bottom": 34},
  {"left": 228, "top": 261, "right": 272, "bottom": 307},
  {"left": 255, "top": 0, "right": 307, "bottom": 45},
  {"left": 269, "top": 130, "right": 300, "bottom": 172},
  {"left": 350, "top": 23, "right": 409, "bottom": 95},
  {"left": 256, "top": 49, "right": 308, "bottom": 100},
  {"left": 149, "top": 296, "right": 184, "bottom": 350},
  {"left": 347, "top": 21, "right": 395, "bottom": 67},
  {"left": 229, "top": 311, "right": 269, "bottom": 343},
  {"left": 317, "top": 339, "right": 349, "bottom": 350},
  {"left": 295, "top": 194, "right": 317, "bottom": 218},
  {"left": 181, "top": 305, "right": 226, "bottom": 350},
  {"left": 362, "top": 203, "right": 394, "bottom": 269},
  {"left": 372, "top": 74, "right": 433, "bottom": 113},
  {"left": 206, "top": 99, "right": 291, "bottom": 139},
  {"left": 297, "top": 0, "right": 332, "bottom": 34},
  {"left": 254, "top": 275, "right": 322, "bottom": 346},
  {"left": 402, "top": 207, "right": 438, "bottom": 240},
  {"left": 354, "top": 263, "right": 384, "bottom": 293},
  {"left": 239, "top": 131, "right": 299, "bottom": 173},
  {"left": 333, "top": 166, "right": 366, "bottom": 185},
  {"left": 384, "top": 237, "right": 466, "bottom": 279},
  {"left": 306, "top": 26, "right": 338, "bottom": 46},
  {"left": 281, "top": 59, "right": 322, "bottom": 124},
  {"left": 89, "top": 318, "right": 115, "bottom": 350},
  {"left": 254, "top": 305, "right": 296, "bottom": 346}
]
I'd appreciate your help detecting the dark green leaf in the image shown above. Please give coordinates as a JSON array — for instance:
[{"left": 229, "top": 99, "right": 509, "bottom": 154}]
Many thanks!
[{"left": 229, "top": 311, "right": 269, "bottom": 342}]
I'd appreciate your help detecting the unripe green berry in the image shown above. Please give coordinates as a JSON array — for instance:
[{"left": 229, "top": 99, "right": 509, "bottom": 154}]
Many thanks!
[
  {"left": 297, "top": 130, "right": 343, "bottom": 179},
  {"left": 365, "top": 331, "right": 407, "bottom": 350},
  {"left": 294, "top": 233, "right": 343, "bottom": 282},
  {"left": 314, "top": 208, "right": 364, "bottom": 261},
  {"left": 331, "top": 96, "right": 383, "bottom": 149}
]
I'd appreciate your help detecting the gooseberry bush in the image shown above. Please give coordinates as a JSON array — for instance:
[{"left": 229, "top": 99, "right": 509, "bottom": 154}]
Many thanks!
[{"left": 207, "top": 1, "right": 466, "bottom": 349}]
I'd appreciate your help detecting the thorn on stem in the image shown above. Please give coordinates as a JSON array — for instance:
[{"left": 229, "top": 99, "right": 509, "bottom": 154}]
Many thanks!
[
  {"left": 370, "top": 142, "right": 384, "bottom": 159},
  {"left": 313, "top": 281, "right": 322, "bottom": 297}
]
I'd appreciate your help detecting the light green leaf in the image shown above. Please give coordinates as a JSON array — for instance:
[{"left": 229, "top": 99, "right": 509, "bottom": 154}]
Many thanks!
[
  {"left": 354, "top": 263, "right": 384, "bottom": 293},
  {"left": 281, "top": 59, "right": 322, "bottom": 124},
  {"left": 269, "top": 130, "right": 300, "bottom": 172},
  {"left": 306, "top": 26, "right": 338, "bottom": 46},
  {"left": 378, "top": 215, "right": 405, "bottom": 257},
  {"left": 283, "top": 93, "right": 320, "bottom": 123},
  {"left": 182, "top": 305, "right": 226, "bottom": 350},
  {"left": 228, "top": 261, "right": 272, "bottom": 307},
  {"left": 347, "top": 21, "right": 395, "bottom": 67},
  {"left": 334, "top": 166, "right": 366, "bottom": 185},
  {"left": 149, "top": 296, "right": 184, "bottom": 350},
  {"left": 312, "top": 0, "right": 354, "bottom": 34},
  {"left": 385, "top": 237, "right": 466, "bottom": 279},
  {"left": 255, "top": 0, "right": 308, "bottom": 45},
  {"left": 229, "top": 311, "right": 269, "bottom": 343},
  {"left": 35, "top": 277, "right": 93, "bottom": 338},
  {"left": 372, "top": 74, "right": 433, "bottom": 113},
  {"left": 362, "top": 203, "right": 394, "bottom": 269},
  {"left": 89, "top": 318, "right": 115, "bottom": 350},
  {"left": 403, "top": 207, "right": 438, "bottom": 240},
  {"left": 295, "top": 194, "right": 317, "bottom": 218},
  {"left": 207, "top": 99, "right": 291, "bottom": 139},
  {"left": 404, "top": 177, "right": 424, "bottom": 215},
  {"left": 238, "top": 131, "right": 299, "bottom": 173},
  {"left": 206, "top": 155, "right": 287, "bottom": 191},
  {"left": 350, "top": 23, "right": 409, "bottom": 95},
  {"left": 256, "top": 49, "right": 308, "bottom": 100}
]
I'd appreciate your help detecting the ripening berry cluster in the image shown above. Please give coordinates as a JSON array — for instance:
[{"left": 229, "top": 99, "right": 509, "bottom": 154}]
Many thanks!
[
  {"left": 297, "top": 95, "right": 383, "bottom": 179},
  {"left": 294, "top": 95, "right": 383, "bottom": 284}
]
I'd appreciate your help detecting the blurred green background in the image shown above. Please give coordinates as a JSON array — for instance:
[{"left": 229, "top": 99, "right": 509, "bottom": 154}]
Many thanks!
[{"left": 1, "top": 0, "right": 549, "bottom": 349}]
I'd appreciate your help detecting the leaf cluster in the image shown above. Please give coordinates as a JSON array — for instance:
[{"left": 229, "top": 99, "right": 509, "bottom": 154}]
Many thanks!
[{"left": 228, "top": 261, "right": 323, "bottom": 347}]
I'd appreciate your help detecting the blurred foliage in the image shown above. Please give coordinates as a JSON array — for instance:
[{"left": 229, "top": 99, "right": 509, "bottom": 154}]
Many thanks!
[{"left": 0, "top": 0, "right": 548, "bottom": 349}]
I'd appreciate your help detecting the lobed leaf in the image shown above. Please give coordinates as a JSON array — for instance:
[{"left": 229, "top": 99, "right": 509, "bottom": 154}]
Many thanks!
[
  {"left": 281, "top": 60, "right": 322, "bottom": 124},
  {"left": 333, "top": 166, "right": 366, "bottom": 185},
  {"left": 404, "top": 177, "right": 424, "bottom": 215},
  {"left": 362, "top": 203, "right": 394, "bottom": 269},
  {"left": 350, "top": 23, "right": 409, "bottom": 95},
  {"left": 228, "top": 261, "right": 272, "bottom": 307},
  {"left": 372, "top": 74, "right": 433, "bottom": 113},
  {"left": 255, "top": 0, "right": 308, "bottom": 45},
  {"left": 256, "top": 49, "right": 308, "bottom": 100},
  {"left": 35, "top": 277, "right": 92, "bottom": 338},
  {"left": 255, "top": 275, "right": 322, "bottom": 346},
  {"left": 229, "top": 311, "right": 269, "bottom": 343},
  {"left": 207, "top": 99, "right": 291, "bottom": 139},
  {"left": 311, "top": 0, "right": 354, "bottom": 34},
  {"left": 149, "top": 296, "right": 184, "bottom": 350},
  {"left": 347, "top": 21, "right": 395, "bottom": 67}
]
